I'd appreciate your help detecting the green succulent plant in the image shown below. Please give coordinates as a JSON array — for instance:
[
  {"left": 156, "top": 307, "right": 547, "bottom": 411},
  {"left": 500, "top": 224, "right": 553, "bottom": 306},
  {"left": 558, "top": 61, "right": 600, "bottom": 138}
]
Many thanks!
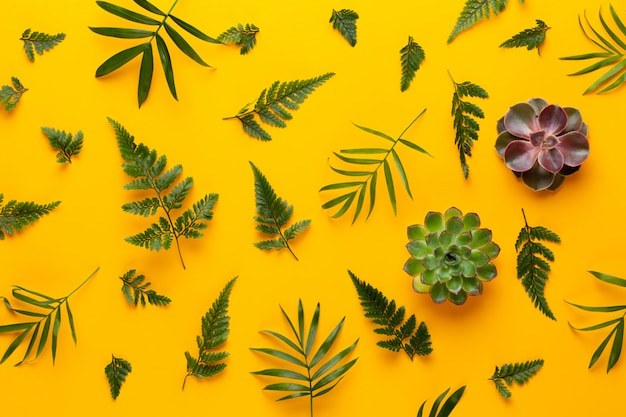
[{"left": 403, "top": 207, "right": 500, "bottom": 305}]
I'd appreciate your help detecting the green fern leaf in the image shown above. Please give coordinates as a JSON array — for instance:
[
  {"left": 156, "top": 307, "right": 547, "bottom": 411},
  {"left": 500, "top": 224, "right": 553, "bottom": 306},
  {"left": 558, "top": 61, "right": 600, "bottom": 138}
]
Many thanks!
[
  {"left": 183, "top": 277, "right": 237, "bottom": 389},
  {"left": 1, "top": 77, "right": 28, "bottom": 111},
  {"left": 349, "top": 271, "right": 432, "bottom": 360},
  {"left": 500, "top": 20, "right": 550, "bottom": 54},
  {"left": 120, "top": 269, "right": 170, "bottom": 307},
  {"left": 108, "top": 118, "right": 218, "bottom": 269},
  {"left": 250, "top": 162, "right": 310, "bottom": 260},
  {"left": 489, "top": 359, "right": 544, "bottom": 398},
  {"left": 21, "top": 29, "right": 65, "bottom": 62},
  {"left": 105, "top": 355, "right": 132, "bottom": 400},
  {"left": 449, "top": 73, "right": 488, "bottom": 179},
  {"left": 41, "top": 127, "right": 83, "bottom": 164},
  {"left": 0, "top": 267, "right": 99, "bottom": 366},
  {"left": 516, "top": 209, "right": 560, "bottom": 321},
  {"left": 321, "top": 109, "right": 430, "bottom": 223},
  {"left": 416, "top": 386, "right": 466, "bottom": 417},
  {"left": 448, "top": 0, "right": 524, "bottom": 43},
  {"left": 217, "top": 23, "right": 259, "bottom": 54},
  {"left": 226, "top": 73, "right": 334, "bottom": 141},
  {"left": 329, "top": 9, "right": 359, "bottom": 46},
  {"left": 400, "top": 36, "right": 425, "bottom": 92},
  {"left": 0, "top": 194, "right": 60, "bottom": 240}
]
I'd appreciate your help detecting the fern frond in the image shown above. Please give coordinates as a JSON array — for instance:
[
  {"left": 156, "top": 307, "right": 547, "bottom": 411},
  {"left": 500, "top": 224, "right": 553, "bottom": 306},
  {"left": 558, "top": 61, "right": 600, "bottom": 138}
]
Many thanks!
[
  {"left": 105, "top": 355, "right": 132, "bottom": 399},
  {"left": 400, "top": 36, "right": 425, "bottom": 92},
  {"left": 120, "top": 269, "right": 170, "bottom": 307},
  {"left": 41, "top": 127, "right": 83, "bottom": 164},
  {"left": 21, "top": 29, "right": 65, "bottom": 62},
  {"left": 416, "top": 386, "right": 466, "bottom": 417},
  {"left": 329, "top": 9, "right": 359, "bottom": 46},
  {"left": 226, "top": 73, "right": 334, "bottom": 141},
  {"left": 320, "top": 109, "right": 430, "bottom": 223},
  {"left": 448, "top": 0, "right": 523, "bottom": 43},
  {"left": 1, "top": 77, "right": 27, "bottom": 111},
  {"left": 489, "top": 359, "right": 544, "bottom": 398},
  {"left": 217, "top": 23, "right": 259, "bottom": 54},
  {"left": 349, "top": 271, "right": 432, "bottom": 360},
  {"left": 109, "top": 118, "right": 218, "bottom": 269},
  {"left": 516, "top": 209, "right": 559, "bottom": 320},
  {"left": 500, "top": 20, "right": 550, "bottom": 55},
  {"left": 250, "top": 162, "right": 310, "bottom": 260},
  {"left": 183, "top": 277, "right": 237, "bottom": 389},
  {"left": 0, "top": 194, "right": 60, "bottom": 240}
]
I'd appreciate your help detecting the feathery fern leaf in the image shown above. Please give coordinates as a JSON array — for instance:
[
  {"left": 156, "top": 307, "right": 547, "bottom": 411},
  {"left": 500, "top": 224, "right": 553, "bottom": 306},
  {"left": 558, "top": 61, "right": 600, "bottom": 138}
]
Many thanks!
[
  {"left": 348, "top": 271, "right": 432, "bottom": 360},
  {"left": 500, "top": 20, "right": 550, "bottom": 55},
  {"left": 183, "top": 277, "right": 237, "bottom": 389},
  {"left": 330, "top": 9, "right": 359, "bottom": 46},
  {"left": 416, "top": 386, "right": 467, "bottom": 417},
  {"left": 1, "top": 77, "right": 27, "bottom": 111},
  {"left": 516, "top": 209, "right": 560, "bottom": 321},
  {"left": 489, "top": 359, "right": 544, "bottom": 398},
  {"left": 90, "top": 0, "right": 221, "bottom": 107},
  {"left": 251, "top": 299, "right": 358, "bottom": 414},
  {"left": 225, "top": 73, "right": 334, "bottom": 141},
  {"left": 105, "top": 355, "right": 132, "bottom": 399},
  {"left": 0, "top": 194, "right": 60, "bottom": 240},
  {"left": 449, "top": 73, "right": 488, "bottom": 179},
  {"left": 41, "top": 127, "right": 84, "bottom": 164},
  {"left": 560, "top": 6, "right": 626, "bottom": 94},
  {"left": 120, "top": 269, "right": 170, "bottom": 307},
  {"left": 448, "top": 0, "right": 524, "bottom": 43},
  {"left": 320, "top": 109, "right": 430, "bottom": 223},
  {"left": 400, "top": 36, "right": 425, "bottom": 92},
  {"left": 21, "top": 29, "right": 65, "bottom": 62},
  {"left": 250, "top": 162, "right": 310, "bottom": 261},
  {"left": 0, "top": 267, "right": 99, "bottom": 366},
  {"left": 217, "top": 23, "right": 259, "bottom": 54},
  {"left": 108, "top": 118, "right": 218, "bottom": 269}
]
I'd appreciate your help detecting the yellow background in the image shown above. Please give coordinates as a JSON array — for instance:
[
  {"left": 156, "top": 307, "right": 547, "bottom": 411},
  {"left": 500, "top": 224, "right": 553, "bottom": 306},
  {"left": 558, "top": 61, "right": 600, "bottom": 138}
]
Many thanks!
[{"left": 1, "top": 0, "right": 624, "bottom": 415}]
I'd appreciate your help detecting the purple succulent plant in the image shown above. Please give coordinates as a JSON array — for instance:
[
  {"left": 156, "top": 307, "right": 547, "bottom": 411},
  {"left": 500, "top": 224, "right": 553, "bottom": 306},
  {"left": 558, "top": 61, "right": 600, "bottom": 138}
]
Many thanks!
[{"left": 495, "top": 98, "right": 589, "bottom": 191}]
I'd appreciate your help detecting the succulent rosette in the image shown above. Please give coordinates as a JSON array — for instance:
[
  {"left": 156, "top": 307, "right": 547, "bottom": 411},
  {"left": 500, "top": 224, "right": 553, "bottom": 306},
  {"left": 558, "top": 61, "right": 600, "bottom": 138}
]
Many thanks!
[
  {"left": 495, "top": 98, "right": 589, "bottom": 191},
  {"left": 403, "top": 207, "right": 500, "bottom": 305}
]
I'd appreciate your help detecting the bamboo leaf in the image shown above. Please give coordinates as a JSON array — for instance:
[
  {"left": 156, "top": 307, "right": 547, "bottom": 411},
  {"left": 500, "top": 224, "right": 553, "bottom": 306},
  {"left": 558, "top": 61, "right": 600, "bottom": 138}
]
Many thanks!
[
  {"left": 138, "top": 43, "right": 154, "bottom": 107},
  {"left": 163, "top": 22, "right": 210, "bottom": 67},
  {"left": 133, "top": 0, "right": 164, "bottom": 16},
  {"left": 95, "top": 43, "right": 146, "bottom": 77},
  {"left": 96, "top": 1, "right": 160, "bottom": 25},
  {"left": 89, "top": 27, "right": 154, "bottom": 38},
  {"left": 170, "top": 14, "right": 221, "bottom": 43},
  {"left": 383, "top": 159, "right": 396, "bottom": 215},
  {"left": 608, "top": 319, "right": 624, "bottom": 372}
]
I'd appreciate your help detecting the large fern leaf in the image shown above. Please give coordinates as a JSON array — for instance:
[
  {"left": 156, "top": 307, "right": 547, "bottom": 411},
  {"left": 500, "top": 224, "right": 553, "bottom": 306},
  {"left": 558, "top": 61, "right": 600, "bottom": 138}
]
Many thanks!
[
  {"left": 1, "top": 77, "right": 27, "bottom": 111},
  {"left": 329, "top": 9, "right": 359, "bottom": 46},
  {"left": 105, "top": 355, "right": 132, "bottom": 399},
  {"left": 21, "top": 29, "right": 65, "bottom": 62},
  {"left": 448, "top": 0, "right": 524, "bottom": 43},
  {"left": 0, "top": 194, "right": 60, "bottom": 239},
  {"left": 489, "top": 359, "right": 544, "bottom": 398}
]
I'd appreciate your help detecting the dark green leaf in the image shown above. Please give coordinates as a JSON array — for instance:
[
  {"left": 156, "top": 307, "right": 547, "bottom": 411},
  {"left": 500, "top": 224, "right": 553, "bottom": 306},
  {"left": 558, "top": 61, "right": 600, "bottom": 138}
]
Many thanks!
[
  {"left": 400, "top": 35, "right": 425, "bottom": 92},
  {"left": 138, "top": 43, "right": 154, "bottom": 107},
  {"left": 95, "top": 43, "right": 146, "bottom": 77},
  {"left": 105, "top": 355, "right": 132, "bottom": 399},
  {"left": 89, "top": 27, "right": 154, "bottom": 38},
  {"left": 170, "top": 14, "right": 221, "bottom": 43},
  {"left": 329, "top": 9, "right": 359, "bottom": 46},
  {"left": 96, "top": 1, "right": 160, "bottom": 25},
  {"left": 133, "top": 0, "right": 164, "bottom": 15},
  {"left": 163, "top": 22, "right": 210, "bottom": 67}
]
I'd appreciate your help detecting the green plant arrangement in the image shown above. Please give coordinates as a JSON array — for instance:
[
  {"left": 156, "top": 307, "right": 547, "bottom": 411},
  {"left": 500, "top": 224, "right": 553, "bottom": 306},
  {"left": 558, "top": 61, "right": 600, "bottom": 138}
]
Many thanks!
[
  {"left": 109, "top": 118, "right": 218, "bottom": 270},
  {"left": 400, "top": 36, "right": 425, "bottom": 92},
  {"left": 0, "top": 267, "right": 99, "bottom": 365},
  {"left": 217, "top": 23, "right": 259, "bottom": 55},
  {"left": 1, "top": 77, "right": 27, "bottom": 111},
  {"left": 560, "top": 5, "right": 626, "bottom": 94},
  {"left": 20, "top": 29, "right": 65, "bottom": 62},
  {"left": 320, "top": 109, "right": 430, "bottom": 223},
  {"left": 120, "top": 269, "right": 171, "bottom": 307},
  {"left": 500, "top": 20, "right": 550, "bottom": 54},
  {"left": 403, "top": 207, "right": 500, "bottom": 305},
  {"left": 329, "top": 9, "right": 358, "bottom": 46},
  {"left": 566, "top": 271, "right": 626, "bottom": 373},
  {"left": 449, "top": 73, "right": 488, "bottom": 179},
  {"left": 448, "top": 0, "right": 525, "bottom": 43},
  {"left": 251, "top": 299, "right": 358, "bottom": 417},
  {"left": 183, "top": 277, "right": 237, "bottom": 389},
  {"left": 224, "top": 73, "right": 334, "bottom": 141},
  {"left": 0, "top": 194, "right": 60, "bottom": 240},
  {"left": 105, "top": 355, "right": 132, "bottom": 399},
  {"left": 416, "top": 386, "right": 466, "bottom": 417},
  {"left": 250, "top": 162, "right": 311, "bottom": 260},
  {"left": 488, "top": 359, "right": 544, "bottom": 398},
  {"left": 348, "top": 270, "right": 432, "bottom": 360},
  {"left": 41, "top": 127, "right": 84, "bottom": 164},
  {"left": 90, "top": 0, "right": 221, "bottom": 107},
  {"left": 495, "top": 98, "right": 589, "bottom": 191},
  {"left": 515, "top": 209, "right": 560, "bottom": 320}
]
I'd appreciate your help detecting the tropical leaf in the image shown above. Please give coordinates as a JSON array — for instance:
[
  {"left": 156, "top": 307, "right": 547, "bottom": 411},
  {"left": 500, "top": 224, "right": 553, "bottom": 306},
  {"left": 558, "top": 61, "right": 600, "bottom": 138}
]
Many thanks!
[
  {"left": 416, "top": 386, "right": 466, "bottom": 417},
  {"left": 108, "top": 117, "right": 218, "bottom": 269},
  {"left": 448, "top": 0, "right": 524, "bottom": 43},
  {"left": 329, "top": 9, "right": 359, "bottom": 46},
  {"left": 500, "top": 19, "right": 550, "bottom": 55},
  {"left": 120, "top": 269, "right": 170, "bottom": 307},
  {"left": 0, "top": 194, "right": 60, "bottom": 240},
  {"left": 321, "top": 109, "right": 430, "bottom": 223},
  {"left": 105, "top": 355, "right": 132, "bottom": 399},
  {"left": 20, "top": 29, "right": 65, "bottom": 62},
  {"left": 225, "top": 73, "right": 334, "bottom": 141},
  {"left": 183, "top": 277, "right": 237, "bottom": 389},
  {"left": 217, "top": 23, "right": 259, "bottom": 54},
  {"left": 488, "top": 359, "right": 544, "bottom": 398},
  {"left": 400, "top": 36, "right": 425, "bottom": 92},
  {"left": 1, "top": 77, "right": 27, "bottom": 111},
  {"left": 251, "top": 299, "right": 358, "bottom": 413},
  {"left": 0, "top": 267, "right": 99, "bottom": 366},
  {"left": 41, "top": 126, "right": 84, "bottom": 164}
]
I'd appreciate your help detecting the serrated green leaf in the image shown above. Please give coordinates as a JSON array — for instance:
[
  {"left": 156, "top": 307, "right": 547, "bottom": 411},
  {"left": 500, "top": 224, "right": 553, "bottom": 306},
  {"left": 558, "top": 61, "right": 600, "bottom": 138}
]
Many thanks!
[
  {"left": 105, "top": 355, "right": 132, "bottom": 400},
  {"left": 217, "top": 23, "right": 260, "bottom": 54},
  {"left": 500, "top": 19, "right": 550, "bottom": 54},
  {"left": 1, "top": 77, "right": 28, "bottom": 111},
  {"left": 20, "top": 29, "right": 65, "bottom": 61},
  {"left": 448, "top": 0, "right": 515, "bottom": 43},
  {"left": 400, "top": 35, "right": 425, "bottom": 92},
  {"left": 329, "top": 9, "right": 359, "bottom": 46},
  {"left": 489, "top": 359, "right": 544, "bottom": 398},
  {"left": 0, "top": 196, "right": 60, "bottom": 239}
]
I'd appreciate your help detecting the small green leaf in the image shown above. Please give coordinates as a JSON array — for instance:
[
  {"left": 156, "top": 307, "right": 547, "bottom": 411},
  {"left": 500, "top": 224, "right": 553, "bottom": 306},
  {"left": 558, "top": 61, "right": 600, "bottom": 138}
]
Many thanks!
[
  {"left": 96, "top": 1, "right": 160, "bottom": 25},
  {"left": 500, "top": 20, "right": 550, "bottom": 55},
  {"left": 164, "top": 22, "right": 210, "bottom": 67},
  {"left": 138, "top": 43, "right": 154, "bottom": 107},
  {"left": 400, "top": 35, "right": 425, "bottom": 92},
  {"left": 95, "top": 43, "right": 146, "bottom": 77},
  {"left": 105, "top": 355, "right": 132, "bottom": 399},
  {"left": 329, "top": 9, "right": 359, "bottom": 46}
]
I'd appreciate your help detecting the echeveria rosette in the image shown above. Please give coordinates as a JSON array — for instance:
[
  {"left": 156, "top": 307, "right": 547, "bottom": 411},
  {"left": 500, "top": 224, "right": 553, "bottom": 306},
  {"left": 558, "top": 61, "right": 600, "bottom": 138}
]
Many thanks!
[
  {"left": 403, "top": 208, "right": 500, "bottom": 305},
  {"left": 495, "top": 98, "right": 589, "bottom": 191}
]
